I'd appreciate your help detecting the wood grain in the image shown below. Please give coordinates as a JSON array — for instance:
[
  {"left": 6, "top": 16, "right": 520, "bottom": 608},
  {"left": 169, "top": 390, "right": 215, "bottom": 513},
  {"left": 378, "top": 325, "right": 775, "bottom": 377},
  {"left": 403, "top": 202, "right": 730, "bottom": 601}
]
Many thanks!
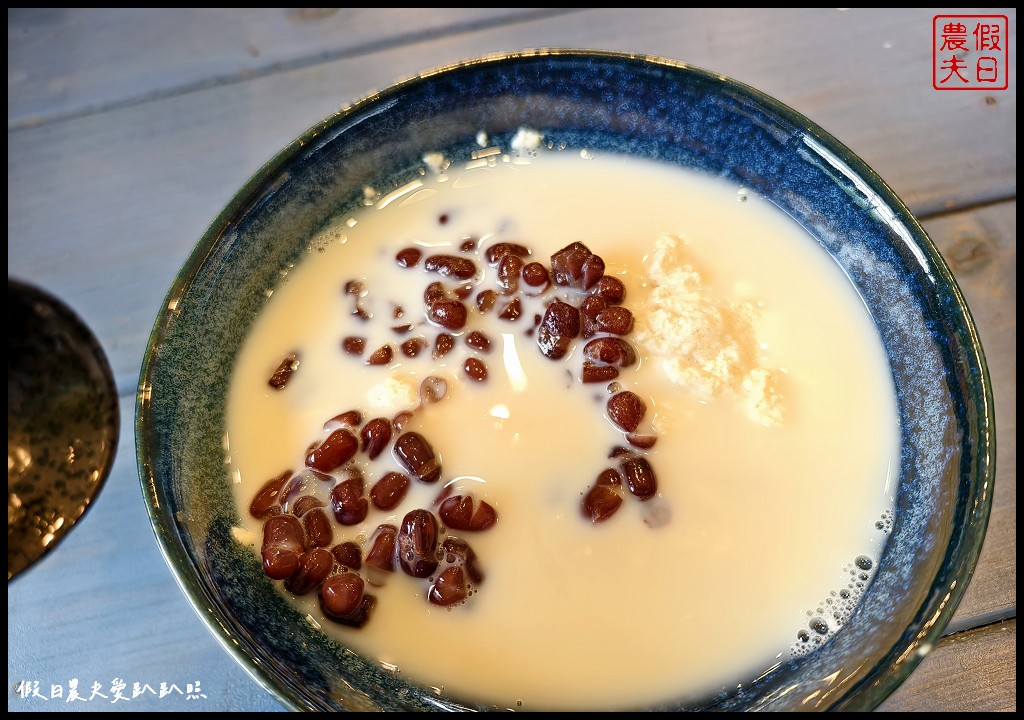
[
  {"left": 877, "top": 620, "right": 1016, "bottom": 712},
  {"left": 8, "top": 7, "right": 574, "bottom": 128},
  {"left": 8, "top": 9, "right": 1016, "bottom": 394},
  {"left": 10, "top": 9, "right": 1016, "bottom": 213},
  {"left": 923, "top": 202, "right": 1017, "bottom": 632}
]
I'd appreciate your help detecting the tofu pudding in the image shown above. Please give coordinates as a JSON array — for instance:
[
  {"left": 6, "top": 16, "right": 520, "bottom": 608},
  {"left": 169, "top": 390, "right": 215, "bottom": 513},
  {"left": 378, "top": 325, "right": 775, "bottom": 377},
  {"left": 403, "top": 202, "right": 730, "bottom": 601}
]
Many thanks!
[{"left": 224, "top": 139, "right": 900, "bottom": 710}]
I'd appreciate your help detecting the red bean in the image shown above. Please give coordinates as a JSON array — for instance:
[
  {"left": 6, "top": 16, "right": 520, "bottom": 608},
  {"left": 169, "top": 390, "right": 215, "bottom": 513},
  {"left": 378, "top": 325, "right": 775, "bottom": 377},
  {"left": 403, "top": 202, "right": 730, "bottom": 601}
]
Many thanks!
[
  {"left": 330, "top": 476, "right": 368, "bottom": 526},
  {"left": 364, "top": 524, "right": 398, "bottom": 573},
  {"left": 331, "top": 541, "right": 362, "bottom": 570},
  {"left": 438, "top": 495, "right": 472, "bottom": 529},
  {"left": 496, "top": 254, "right": 524, "bottom": 293},
  {"left": 431, "top": 483, "right": 455, "bottom": 509},
  {"left": 459, "top": 238, "right": 476, "bottom": 252},
  {"left": 463, "top": 357, "right": 488, "bottom": 382},
  {"left": 583, "top": 337, "right": 637, "bottom": 367},
  {"left": 550, "top": 241, "right": 592, "bottom": 288},
  {"left": 582, "top": 468, "right": 624, "bottom": 523},
  {"left": 438, "top": 495, "right": 498, "bottom": 531},
  {"left": 627, "top": 432, "right": 658, "bottom": 449},
  {"left": 306, "top": 428, "right": 358, "bottom": 472},
  {"left": 319, "top": 572, "right": 366, "bottom": 619},
  {"left": 397, "top": 509, "right": 439, "bottom": 578},
  {"left": 324, "top": 409, "right": 361, "bottom": 429},
  {"left": 424, "top": 254, "right": 478, "bottom": 280},
  {"left": 550, "top": 242, "right": 604, "bottom": 289},
  {"left": 609, "top": 445, "right": 636, "bottom": 460},
  {"left": 476, "top": 289, "right": 498, "bottom": 313},
  {"left": 419, "top": 376, "right": 448, "bottom": 404},
  {"left": 268, "top": 354, "right": 299, "bottom": 390},
  {"left": 581, "top": 362, "right": 619, "bottom": 384},
  {"left": 428, "top": 566, "right": 468, "bottom": 607},
  {"left": 400, "top": 337, "right": 428, "bottom": 357},
  {"left": 433, "top": 333, "right": 455, "bottom": 358},
  {"left": 579, "top": 295, "right": 608, "bottom": 339},
  {"left": 595, "top": 306, "right": 634, "bottom": 335},
  {"left": 537, "top": 299, "right": 580, "bottom": 360},
  {"left": 249, "top": 469, "right": 292, "bottom": 519},
  {"left": 393, "top": 432, "right": 441, "bottom": 483},
  {"left": 580, "top": 252, "right": 605, "bottom": 290},
  {"left": 278, "top": 472, "right": 304, "bottom": 506},
  {"left": 370, "top": 471, "right": 410, "bottom": 511},
  {"left": 359, "top": 417, "right": 392, "bottom": 460},
  {"left": 366, "top": 344, "right": 394, "bottom": 366},
  {"left": 498, "top": 296, "right": 522, "bottom": 321},
  {"left": 580, "top": 296, "right": 607, "bottom": 318},
  {"left": 392, "top": 411, "right": 414, "bottom": 432},
  {"left": 427, "top": 299, "right": 468, "bottom": 330},
  {"left": 607, "top": 391, "right": 647, "bottom": 432},
  {"left": 352, "top": 305, "right": 372, "bottom": 321},
  {"left": 285, "top": 547, "right": 333, "bottom": 595},
  {"left": 261, "top": 514, "right": 305, "bottom": 580},
  {"left": 302, "top": 507, "right": 334, "bottom": 548},
  {"left": 424, "top": 281, "right": 447, "bottom": 305},
  {"left": 465, "top": 330, "right": 492, "bottom": 352},
  {"left": 323, "top": 588, "right": 377, "bottom": 628},
  {"left": 395, "top": 247, "right": 422, "bottom": 268},
  {"left": 485, "top": 242, "right": 531, "bottom": 266},
  {"left": 291, "top": 494, "right": 324, "bottom": 518},
  {"left": 521, "top": 262, "right": 550, "bottom": 291},
  {"left": 341, "top": 336, "right": 366, "bottom": 355},
  {"left": 439, "top": 537, "right": 485, "bottom": 584},
  {"left": 592, "top": 275, "right": 626, "bottom": 303},
  {"left": 620, "top": 456, "right": 658, "bottom": 500}
]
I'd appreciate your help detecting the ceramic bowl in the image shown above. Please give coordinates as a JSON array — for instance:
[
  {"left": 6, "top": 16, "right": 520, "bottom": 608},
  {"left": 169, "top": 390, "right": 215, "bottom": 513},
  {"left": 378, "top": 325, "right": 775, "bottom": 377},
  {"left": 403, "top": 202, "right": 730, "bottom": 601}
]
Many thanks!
[{"left": 136, "top": 49, "right": 994, "bottom": 711}]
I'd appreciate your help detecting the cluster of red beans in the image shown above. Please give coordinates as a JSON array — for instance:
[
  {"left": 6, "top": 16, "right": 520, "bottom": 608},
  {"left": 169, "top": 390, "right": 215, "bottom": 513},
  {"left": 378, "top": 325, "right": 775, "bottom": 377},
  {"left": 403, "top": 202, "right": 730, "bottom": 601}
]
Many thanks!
[
  {"left": 257, "top": 234, "right": 661, "bottom": 627},
  {"left": 249, "top": 408, "right": 493, "bottom": 627},
  {"left": 378, "top": 234, "right": 661, "bottom": 524}
]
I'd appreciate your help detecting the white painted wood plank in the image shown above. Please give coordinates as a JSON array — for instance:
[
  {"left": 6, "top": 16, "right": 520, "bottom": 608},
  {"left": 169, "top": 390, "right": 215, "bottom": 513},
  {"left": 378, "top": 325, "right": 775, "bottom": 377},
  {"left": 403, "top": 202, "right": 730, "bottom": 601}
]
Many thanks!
[
  {"left": 8, "top": 7, "right": 572, "bottom": 128},
  {"left": 7, "top": 10, "right": 1015, "bottom": 394},
  {"left": 9, "top": 8, "right": 1017, "bottom": 213}
]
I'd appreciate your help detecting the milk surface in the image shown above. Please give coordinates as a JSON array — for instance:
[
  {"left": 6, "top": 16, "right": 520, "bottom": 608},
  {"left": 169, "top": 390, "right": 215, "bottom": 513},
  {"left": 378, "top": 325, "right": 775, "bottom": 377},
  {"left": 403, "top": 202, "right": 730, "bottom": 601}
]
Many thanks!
[{"left": 225, "top": 147, "right": 899, "bottom": 710}]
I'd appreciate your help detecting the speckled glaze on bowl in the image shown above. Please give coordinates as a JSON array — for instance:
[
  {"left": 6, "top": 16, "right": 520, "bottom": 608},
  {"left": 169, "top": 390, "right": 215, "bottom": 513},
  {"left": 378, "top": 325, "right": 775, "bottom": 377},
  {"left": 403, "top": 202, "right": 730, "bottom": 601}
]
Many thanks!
[{"left": 136, "top": 50, "right": 994, "bottom": 711}]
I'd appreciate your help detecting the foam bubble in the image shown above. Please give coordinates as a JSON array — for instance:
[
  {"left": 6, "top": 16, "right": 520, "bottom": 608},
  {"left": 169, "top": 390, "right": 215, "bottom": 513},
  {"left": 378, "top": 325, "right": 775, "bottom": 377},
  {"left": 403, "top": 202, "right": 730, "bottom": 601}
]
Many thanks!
[{"left": 788, "top": 526, "right": 885, "bottom": 657}]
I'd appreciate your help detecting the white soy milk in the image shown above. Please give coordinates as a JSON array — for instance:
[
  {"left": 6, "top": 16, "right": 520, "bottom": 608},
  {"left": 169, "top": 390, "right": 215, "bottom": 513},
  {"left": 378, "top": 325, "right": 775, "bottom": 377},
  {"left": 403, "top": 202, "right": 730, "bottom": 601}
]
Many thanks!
[{"left": 225, "top": 148, "right": 899, "bottom": 710}]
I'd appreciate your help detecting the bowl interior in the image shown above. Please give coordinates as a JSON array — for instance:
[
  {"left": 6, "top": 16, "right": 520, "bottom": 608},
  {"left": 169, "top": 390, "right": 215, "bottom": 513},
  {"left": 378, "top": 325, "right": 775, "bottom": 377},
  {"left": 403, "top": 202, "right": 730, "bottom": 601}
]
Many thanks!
[{"left": 136, "top": 50, "right": 994, "bottom": 711}]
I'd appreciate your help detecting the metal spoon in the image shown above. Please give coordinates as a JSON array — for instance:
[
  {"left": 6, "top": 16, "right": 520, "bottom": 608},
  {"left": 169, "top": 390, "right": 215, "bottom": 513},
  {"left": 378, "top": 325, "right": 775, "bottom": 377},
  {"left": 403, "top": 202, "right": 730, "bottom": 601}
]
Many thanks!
[{"left": 7, "top": 278, "right": 119, "bottom": 581}]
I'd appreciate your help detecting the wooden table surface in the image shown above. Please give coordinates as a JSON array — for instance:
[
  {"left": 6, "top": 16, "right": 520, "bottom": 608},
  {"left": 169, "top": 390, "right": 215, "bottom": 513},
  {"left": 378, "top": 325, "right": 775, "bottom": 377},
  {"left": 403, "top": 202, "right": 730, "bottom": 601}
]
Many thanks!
[{"left": 7, "top": 8, "right": 1015, "bottom": 712}]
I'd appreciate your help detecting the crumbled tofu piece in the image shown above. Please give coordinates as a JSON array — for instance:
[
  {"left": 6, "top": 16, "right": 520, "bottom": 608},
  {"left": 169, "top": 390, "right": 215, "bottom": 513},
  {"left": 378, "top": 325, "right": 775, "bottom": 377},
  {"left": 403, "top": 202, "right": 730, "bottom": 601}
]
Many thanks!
[
  {"left": 422, "top": 151, "right": 448, "bottom": 175},
  {"left": 510, "top": 127, "right": 544, "bottom": 156},
  {"left": 634, "top": 234, "right": 786, "bottom": 426},
  {"left": 367, "top": 374, "right": 418, "bottom": 414}
]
